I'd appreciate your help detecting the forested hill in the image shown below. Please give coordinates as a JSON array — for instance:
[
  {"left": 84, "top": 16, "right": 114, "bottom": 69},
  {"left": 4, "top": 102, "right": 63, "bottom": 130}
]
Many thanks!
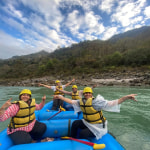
[{"left": 0, "top": 26, "right": 150, "bottom": 79}]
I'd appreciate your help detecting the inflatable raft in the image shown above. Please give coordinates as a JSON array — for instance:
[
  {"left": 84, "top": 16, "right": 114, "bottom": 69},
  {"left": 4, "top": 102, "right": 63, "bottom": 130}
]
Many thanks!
[{"left": 0, "top": 101, "right": 125, "bottom": 150}]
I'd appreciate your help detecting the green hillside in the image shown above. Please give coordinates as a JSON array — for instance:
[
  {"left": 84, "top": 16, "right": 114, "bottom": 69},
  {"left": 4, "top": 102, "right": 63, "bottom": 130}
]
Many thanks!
[{"left": 0, "top": 26, "right": 150, "bottom": 80}]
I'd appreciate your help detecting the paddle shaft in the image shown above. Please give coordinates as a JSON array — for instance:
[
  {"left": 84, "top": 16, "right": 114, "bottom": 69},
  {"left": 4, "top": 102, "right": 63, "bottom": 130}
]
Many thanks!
[
  {"left": 47, "top": 110, "right": 61, "bottom": 120},
  {"left": 62, "top": 137, "right": 105, "bottom": 149},
  {"left": 67, "top": 137, "right": 94, "bottom": 146}
]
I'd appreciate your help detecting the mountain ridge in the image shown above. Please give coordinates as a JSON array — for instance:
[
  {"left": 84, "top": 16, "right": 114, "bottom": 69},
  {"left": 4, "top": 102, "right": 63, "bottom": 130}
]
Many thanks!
[
  {"left": 0, "top": 25, "right": 150, "bottom": 80},
  {"left": 3, "top": 25, "right": 150, "bottom": 61}
]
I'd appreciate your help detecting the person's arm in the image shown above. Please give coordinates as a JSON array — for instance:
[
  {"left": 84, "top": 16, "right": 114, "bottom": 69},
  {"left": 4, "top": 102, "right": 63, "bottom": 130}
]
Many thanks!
[
  {"left": 91, "top": 84, "right": 97, "bottom": 89},
  {"left": 53, "top": 95, "right": 73, "bottom": 104},
  {"left": 36, "top": 95, "right": 46, "bottom": 110},
  {"left": 0, "top": 103, "right": 19, "bottom": 121},
  {"left": 41, "top": 95, "right": 46, "bottom": 105},
  {"left": 92, "top": 94, "right": 137, "bottom": 112},
  {"left": 79, "top": 90, "right": 83, "bottom": 97},
  {"left": 65, "top": 78, "right": 75, "bottom": 87},
  {"left": 103, "top": 94, "right": 137, "bottom": 107},
  {"left": 54, "top": 95, "right": 81, "bottom": 113},
  {"left": 118, "top": 94, "right": 137, "bottom": 104},
  {"left": 56, "top": 87, "right": 72, "bottom": 95},
  {"left": 38, "top": 83, "right": 51, "bottom": 89},
  {"left": 0, "top": 98, "right": 12, "bottom": 115}
]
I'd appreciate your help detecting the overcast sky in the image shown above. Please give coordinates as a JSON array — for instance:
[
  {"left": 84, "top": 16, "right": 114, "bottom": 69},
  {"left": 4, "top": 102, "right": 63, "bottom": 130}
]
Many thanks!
[{"left": 0, "top": 0, "right": 150, "bottom": 59}]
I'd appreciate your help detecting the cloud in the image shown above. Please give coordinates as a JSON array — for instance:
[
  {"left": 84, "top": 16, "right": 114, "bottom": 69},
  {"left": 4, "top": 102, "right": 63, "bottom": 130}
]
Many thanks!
[
  {"left": 65, "top": 10, "right": 81, "bottom": 36},
  {"left": 0, "top": 30, "right": 36, "bottom": 59},
  {"left": 1, "top": 1, "right": 28, "bottom": 23},
  {"left": 102, "top": 27, "right": 118, "bottom": 40},
  {"left": 20, "top": 0, "right": 63, "bottom": 31},
  {"left": 0, "top": 0, "right": 75, "bottom": 57},
  {"left": 144, "top": 6, "right": 150, "bottom": 18},
  {"left": 111, "top": 0, "right": 146, "bottom": 27},
  {"left": 99, "top": 0, "right": 116, "bottom": 14},
  {"left": 0, "top": 0, "right": 149, "bottom": 59},
  {"left": 64, "top": 9, "right": 105, "bottom": 41}
]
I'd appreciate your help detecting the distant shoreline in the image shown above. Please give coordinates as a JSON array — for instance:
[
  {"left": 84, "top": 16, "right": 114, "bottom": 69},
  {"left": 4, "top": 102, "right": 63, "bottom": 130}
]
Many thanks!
[{"left": 0, "top": 70, "right": 150, "bottom": 87}]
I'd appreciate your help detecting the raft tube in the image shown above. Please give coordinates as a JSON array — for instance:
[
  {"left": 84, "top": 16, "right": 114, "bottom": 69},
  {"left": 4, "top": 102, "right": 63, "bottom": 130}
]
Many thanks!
[
  {"left": 36, "top": 101, "right": 83, "bottom": 120},
  {"left": 0, "top": 119, "right": 124, "bottom": 150},
  {"left": 0, "top": 101, "right": 125, "bottom": 150},
  {"left": 8, "top": 139, "right": 94, "bottom": 150}
]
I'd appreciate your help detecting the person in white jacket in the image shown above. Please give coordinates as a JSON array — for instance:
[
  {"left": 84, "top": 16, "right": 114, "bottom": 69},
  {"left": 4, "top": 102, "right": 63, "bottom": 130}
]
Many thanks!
[{"left": 53, "top": 87, "right": 137, "bottom": 140}]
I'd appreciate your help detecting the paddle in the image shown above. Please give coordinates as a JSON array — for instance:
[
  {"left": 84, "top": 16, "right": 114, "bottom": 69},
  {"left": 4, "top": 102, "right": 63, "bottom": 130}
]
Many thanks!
[
  {"left": 47, "top": 106, "right": 66, "bottom": 120},
  {"left": 61, "top": 136, "right": 105, "bottom": 149}
]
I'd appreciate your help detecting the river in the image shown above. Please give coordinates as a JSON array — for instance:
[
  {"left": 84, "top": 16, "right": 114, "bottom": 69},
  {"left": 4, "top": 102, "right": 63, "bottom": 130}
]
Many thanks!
[{"left": 0, "top": 86, "right": 149, "bottom": 150}]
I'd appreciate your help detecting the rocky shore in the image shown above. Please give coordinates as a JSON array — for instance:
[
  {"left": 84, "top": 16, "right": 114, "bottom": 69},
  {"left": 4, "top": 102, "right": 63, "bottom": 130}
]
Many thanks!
[{"left": 0, "top": 70, "right": 150, "bottom": 87}]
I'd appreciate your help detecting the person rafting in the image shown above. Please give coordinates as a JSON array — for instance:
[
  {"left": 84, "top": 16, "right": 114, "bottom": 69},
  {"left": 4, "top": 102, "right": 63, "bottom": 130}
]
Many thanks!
[
  {"left": 56, "top": 84, "right": 97, "bottom": 100},
  {"left": 56, "top": 85, "right": 82, "bottom": 100},
  {"left": 0, "top": 89, "right": 52, "bottom": 145},
  {"left": 53, "top": 87, "right": 137, "bottom": 140},
  {"left": 56, "top": 84, "right": 96, "bottom": 110},
  {"left": 39, "top": 78, "right": 75, "bottom": 110},
  {"left": 55, "top": 84, "right": 83, "bottom": 110}
]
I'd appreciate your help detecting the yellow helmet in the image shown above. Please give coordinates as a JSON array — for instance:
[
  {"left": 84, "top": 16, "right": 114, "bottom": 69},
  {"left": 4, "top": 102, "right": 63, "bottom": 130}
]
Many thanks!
[
  {"left": 55, "top": 80, "right": 60, "bottom": 83},
  {"left": 19, "top": 89, "right": 32, "bottom": 96},
  {"left": 83, "top": 87, "right": 93, "bottom": 94},
  {"left": 72, "top": 85, "right": 77, "bottom": 89}
]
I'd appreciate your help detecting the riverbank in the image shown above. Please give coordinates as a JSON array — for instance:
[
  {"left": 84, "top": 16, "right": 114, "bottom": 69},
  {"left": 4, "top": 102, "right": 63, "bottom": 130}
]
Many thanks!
[{"left": 0, "top": 69, "right": 150, "bottom": 87}]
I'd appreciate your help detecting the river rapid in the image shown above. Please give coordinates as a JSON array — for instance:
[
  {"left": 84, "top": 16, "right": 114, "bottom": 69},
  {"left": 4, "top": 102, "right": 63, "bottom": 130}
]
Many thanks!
[{"left": 0, "top": 86, "right": 149, "bottom": 150}]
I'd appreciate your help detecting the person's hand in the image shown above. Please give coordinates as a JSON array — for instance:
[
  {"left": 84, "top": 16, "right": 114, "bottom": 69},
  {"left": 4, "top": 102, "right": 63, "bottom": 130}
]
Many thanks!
[
  {"left": 72, "top": 78, "right": 75, "bottom": 82},
  {"left": 42, "top": 95, "right": 46, "bottom": 102},
  {"left": 38, "top": 83, "right": 42, "bottom": 87},
  {"left": 53, "top": 95, "right": 62, "bottom": 99},
  {"left": 1, "top": 98, "right": 12, "bottom": 110},
  {"left": 125, "top": 94, "right": 138, "bottom": 102},
  {"left": 53, "top": 95, "right": 59, "bottom": 99},
  {"left": 92, "top": 84, "right": 97, "bottom": 89}
]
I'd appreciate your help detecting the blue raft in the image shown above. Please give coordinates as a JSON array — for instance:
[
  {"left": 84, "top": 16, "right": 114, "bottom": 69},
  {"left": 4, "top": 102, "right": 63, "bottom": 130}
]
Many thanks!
[{"left": 0, "top": 101, "right": 125, "bottom": 150}]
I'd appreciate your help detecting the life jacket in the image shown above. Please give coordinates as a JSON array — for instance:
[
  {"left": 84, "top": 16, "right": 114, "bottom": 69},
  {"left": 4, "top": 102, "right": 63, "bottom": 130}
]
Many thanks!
[
  {"left": 72, "top": 91, "right": 81, "bottom": 100},
  {"left": 54, "top": 86, "right": 64, "bottom": 95},
  {"left": 8, "top": 99, "right": 36, "bottom": 129},
  {"left": 80, "top": 98, "right": 106, "bottom": 125}
]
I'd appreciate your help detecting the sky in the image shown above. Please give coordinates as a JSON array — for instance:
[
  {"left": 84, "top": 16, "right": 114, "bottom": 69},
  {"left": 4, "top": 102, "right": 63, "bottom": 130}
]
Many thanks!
[{"left": 0, "top": 0, "right": 150, "bottom": 59}]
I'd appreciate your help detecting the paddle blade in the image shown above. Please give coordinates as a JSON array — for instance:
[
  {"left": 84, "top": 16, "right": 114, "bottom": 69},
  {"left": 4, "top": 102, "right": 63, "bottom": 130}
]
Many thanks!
[
  {"left": 60, "top": 106, "right": 66, "bottom": 111},
  {"left": 61, "top": 136, "right": 70, "bottom": 139},
  {"left": 93, "top": 143, "right": 105, "bottom": 149}
]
